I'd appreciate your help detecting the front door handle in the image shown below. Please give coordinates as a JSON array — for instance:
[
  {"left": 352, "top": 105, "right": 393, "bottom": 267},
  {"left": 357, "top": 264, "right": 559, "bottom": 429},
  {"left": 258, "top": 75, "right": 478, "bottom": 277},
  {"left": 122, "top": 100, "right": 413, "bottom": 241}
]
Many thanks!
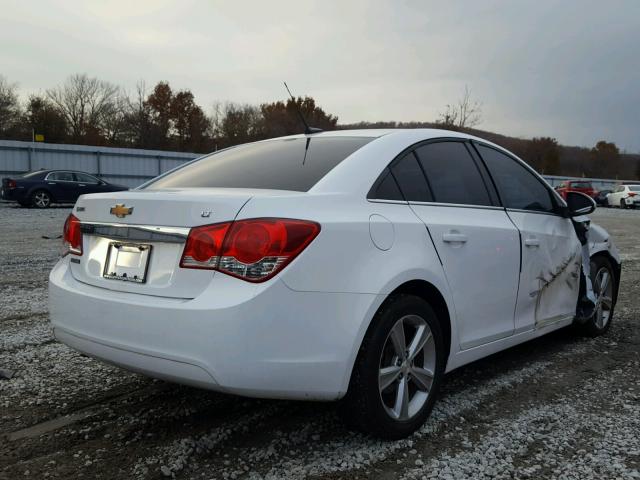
[
  {"left": 442, "top": 232, "right": 468, "bottom": 243},
  {"left": 525, "top": 237, "right": 540, "bottom": 247},
  {"left": 78, "top": 184, "right": 86, "bottom": 187}
]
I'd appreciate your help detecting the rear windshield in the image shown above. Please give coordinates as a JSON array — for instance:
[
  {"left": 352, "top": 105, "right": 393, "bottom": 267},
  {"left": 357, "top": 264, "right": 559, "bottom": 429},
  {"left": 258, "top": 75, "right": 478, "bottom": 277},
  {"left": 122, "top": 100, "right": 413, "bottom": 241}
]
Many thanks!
[
  {"left": 144, "top": 137, "right": 373, "bottom": 192},
  {"left": 571, "top": 181, "right": 592, "bottom": 188},
  {"left": 21, "top": 171, "right": 46, "bottom": 178},
  {"left": 629, "top": 185, "right": 640, "bottom": 192}
]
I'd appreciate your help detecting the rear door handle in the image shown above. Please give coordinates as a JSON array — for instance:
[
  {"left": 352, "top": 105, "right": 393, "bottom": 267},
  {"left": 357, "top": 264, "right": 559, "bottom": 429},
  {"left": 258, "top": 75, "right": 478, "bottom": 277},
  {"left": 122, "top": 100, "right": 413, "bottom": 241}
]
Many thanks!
[
  {"left": 442, "top": 232, "right": 468, "bottom": 243},
  {"left": 525, "top": 237, "right": 540, "bottom": 247},
  {"left": 78, "top": 184, "right": 86, "bottom": 187}
]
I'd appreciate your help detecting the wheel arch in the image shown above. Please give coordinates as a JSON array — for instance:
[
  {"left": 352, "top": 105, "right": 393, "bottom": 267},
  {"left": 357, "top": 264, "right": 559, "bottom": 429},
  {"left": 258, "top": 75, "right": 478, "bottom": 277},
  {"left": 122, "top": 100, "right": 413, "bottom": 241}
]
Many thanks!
[
  {"left": 342, "top": 277, "right": 454, "bottom": 398},
  {"left": 591, "top": 250, "right": 621, "bottom": 304},
  {"left": 29, "top": 186, "right": 56, "bottom": 203}
]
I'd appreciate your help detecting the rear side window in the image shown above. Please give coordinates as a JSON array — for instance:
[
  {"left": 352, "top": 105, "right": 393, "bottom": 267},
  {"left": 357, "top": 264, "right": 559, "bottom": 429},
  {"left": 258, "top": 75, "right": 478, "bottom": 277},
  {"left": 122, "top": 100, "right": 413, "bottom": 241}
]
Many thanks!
[
  {"left": 389, "top": 153, "right": 432, "bottom": 202},
  {"left": 75, "top": 173, "right": 99, "bottom": 183},
  {"left": 49, "top": 172, "right": 74, "bottom": 181},
  {"left": 628, "top": 185, "right": 640, "bottom": 192},
  {"left": 145, "top": 137, "right": 373, "bottom": 192},
  {"left": 369, "top": 168, "right": 404, "bottom": 201},
  {"left": 414, "top": 142, "right": 492, "bottom": 206},
  {"left": 476, "top": 144, "right": 555, "bottom": 213}
]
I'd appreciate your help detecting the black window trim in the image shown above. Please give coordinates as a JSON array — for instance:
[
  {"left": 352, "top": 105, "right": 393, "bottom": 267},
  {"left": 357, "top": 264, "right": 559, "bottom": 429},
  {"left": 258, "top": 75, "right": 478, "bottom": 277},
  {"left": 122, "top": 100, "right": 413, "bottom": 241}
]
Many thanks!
[
  {"left": 470, "top": 140, "right": 567, "bottom": 218},
  {"left": 367, "top": 137, "right": 501, "bottom": 210}
]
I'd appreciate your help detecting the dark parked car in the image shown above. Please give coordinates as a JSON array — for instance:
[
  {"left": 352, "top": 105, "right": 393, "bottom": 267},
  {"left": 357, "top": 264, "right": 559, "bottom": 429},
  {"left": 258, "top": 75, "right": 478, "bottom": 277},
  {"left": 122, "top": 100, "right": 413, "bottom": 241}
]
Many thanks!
[
  {"left": 1, "top": 170, "right": 128, "bottom": 208},
  {"left": 594, "top": 189, "right": 612, "bottom": 206}
]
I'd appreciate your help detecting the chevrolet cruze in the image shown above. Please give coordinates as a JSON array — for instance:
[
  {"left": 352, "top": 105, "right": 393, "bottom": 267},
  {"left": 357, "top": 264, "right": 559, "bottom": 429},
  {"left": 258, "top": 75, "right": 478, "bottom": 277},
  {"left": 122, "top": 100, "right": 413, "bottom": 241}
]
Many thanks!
[{"left": 49, "top": 129, "right": 621, "bottom": 439}]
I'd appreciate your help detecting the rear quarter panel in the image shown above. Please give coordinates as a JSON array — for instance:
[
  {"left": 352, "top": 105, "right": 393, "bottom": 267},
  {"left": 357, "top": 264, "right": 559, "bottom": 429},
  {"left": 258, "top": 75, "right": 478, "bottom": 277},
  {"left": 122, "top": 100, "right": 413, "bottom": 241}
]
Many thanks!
[{"left": 236, "top": 193, "right": 460, "bottom": 369}]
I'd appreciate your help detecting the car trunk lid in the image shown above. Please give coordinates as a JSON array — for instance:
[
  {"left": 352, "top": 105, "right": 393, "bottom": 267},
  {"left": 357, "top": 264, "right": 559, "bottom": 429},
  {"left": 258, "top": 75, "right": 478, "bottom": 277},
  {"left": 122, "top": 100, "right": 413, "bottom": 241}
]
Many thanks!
[{"left": 69, "top": 188, "right": 262, "bottom": 298}]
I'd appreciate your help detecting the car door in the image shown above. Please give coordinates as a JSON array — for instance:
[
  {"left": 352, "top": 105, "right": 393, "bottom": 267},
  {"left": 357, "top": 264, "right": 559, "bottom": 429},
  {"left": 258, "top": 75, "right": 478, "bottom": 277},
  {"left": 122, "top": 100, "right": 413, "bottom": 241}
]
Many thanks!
[
  {"left": 390, "top": 141, "right": 521, "bottom": 350},
  {"left": 45, "top": 171, "right": 77, "bottom": 202},
  {"left": 74, "top": 172, "right": 103, "bottom": 195},
  {"left": 474, "top": 143, "right": 581, "bottom": 332}
]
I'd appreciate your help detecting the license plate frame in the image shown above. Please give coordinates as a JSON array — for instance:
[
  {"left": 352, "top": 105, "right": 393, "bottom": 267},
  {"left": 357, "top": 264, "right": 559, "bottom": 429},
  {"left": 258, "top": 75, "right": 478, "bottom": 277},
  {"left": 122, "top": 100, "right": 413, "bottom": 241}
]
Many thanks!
[{"left": 103, "top": 242, "right": 152, "bottom": 283}]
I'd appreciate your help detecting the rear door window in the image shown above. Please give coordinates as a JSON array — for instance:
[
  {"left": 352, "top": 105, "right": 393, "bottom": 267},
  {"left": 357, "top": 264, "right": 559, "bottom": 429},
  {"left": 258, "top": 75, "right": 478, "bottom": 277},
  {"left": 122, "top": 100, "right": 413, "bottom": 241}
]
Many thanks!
[
  {"left": 476, "top": 144, "right": 555, "bottom": 213},
  {"left": 389, "top": 153, "right": 432, "bottom": 202},
  {"left": 414, "top": 142, "right": 492, "bottom": 206},
  {"left": 145, "top": 137, "right": 373, "bottom": 192},
  {"left": 49, "top": 172, "right": 74, "bottom": 182}
]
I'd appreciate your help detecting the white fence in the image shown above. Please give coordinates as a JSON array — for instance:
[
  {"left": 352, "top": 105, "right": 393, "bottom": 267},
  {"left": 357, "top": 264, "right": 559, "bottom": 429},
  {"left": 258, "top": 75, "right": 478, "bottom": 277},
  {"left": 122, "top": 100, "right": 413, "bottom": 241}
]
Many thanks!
[
  {"left": 0, "top": 140, "right": 200, "bottom": 188},
  {"left": 0, "top": 139, "right": 634, "bottom": 190}
]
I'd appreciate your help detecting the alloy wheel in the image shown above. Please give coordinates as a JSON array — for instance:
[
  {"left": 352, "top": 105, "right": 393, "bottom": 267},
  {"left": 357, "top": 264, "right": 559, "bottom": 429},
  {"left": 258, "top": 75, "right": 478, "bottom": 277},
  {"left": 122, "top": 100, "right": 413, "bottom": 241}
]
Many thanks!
[
  {"left": 378, "top": 314, "right": 436, "bottom": 421},
  {"left": 34, "top": 192, "right": 51, "bottom": 208},
  {"left": 593, "top": 266, "right": 614, "bottom": 329}
]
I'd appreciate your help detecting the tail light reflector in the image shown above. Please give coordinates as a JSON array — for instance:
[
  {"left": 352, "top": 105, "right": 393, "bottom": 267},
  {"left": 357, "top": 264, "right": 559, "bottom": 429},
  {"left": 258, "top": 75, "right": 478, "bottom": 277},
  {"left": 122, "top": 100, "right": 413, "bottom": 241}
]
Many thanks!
[
  {"left": 180, "top": 218, "right": 320, "bottom": 282},
  {"left": 63, "top": 214, "right": 82, "bottom": 256},
  {"left": 7, "top": 179, "right": 16, "bottom": 189}
]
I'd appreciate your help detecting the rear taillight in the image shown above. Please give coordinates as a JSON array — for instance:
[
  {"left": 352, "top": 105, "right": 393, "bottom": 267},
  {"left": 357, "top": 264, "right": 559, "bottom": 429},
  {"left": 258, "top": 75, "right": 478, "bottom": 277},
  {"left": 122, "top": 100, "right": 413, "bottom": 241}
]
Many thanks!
[
  {"left": 63, "top": 214, "right": 82, "bottom": 256},
  {"left": 180, "top": 218, "right": 320, "bottom": 282},
  {"left": 7, "top": 179, "right": 16, "bottom": 189},
  {"left": 628, "top": 192, "right": 637, "bottom": 197}
]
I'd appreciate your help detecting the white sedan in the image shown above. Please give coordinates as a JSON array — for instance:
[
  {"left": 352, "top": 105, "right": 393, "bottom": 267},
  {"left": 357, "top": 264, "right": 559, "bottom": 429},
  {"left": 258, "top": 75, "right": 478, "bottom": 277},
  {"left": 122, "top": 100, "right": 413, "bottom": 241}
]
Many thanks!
[
  {"left": 49, "top": 129, "right": 621, "bottom": 439},
  {"left": 607, "top": 183, "right": 640, "bottom": 209}
]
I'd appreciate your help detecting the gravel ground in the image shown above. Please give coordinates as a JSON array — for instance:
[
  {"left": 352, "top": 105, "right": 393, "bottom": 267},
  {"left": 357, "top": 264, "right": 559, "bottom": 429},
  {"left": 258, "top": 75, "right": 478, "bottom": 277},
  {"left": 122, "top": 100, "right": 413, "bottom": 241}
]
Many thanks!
[{"left": 0, "top": 202, "right": 638, "bottom": 480}]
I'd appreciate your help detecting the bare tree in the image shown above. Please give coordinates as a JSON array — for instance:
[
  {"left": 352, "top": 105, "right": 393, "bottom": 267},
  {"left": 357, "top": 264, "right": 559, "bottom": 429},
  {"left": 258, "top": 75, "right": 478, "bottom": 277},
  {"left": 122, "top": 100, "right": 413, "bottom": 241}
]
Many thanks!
[
  {"left": 0, "top": 75, "right": 21, "bottom": 136},
  {"left": 46, "top": 74, "right": 119, "bottom": 142},
  {"left": 438, "top": 85, "right": 482, "bottom": 129}
]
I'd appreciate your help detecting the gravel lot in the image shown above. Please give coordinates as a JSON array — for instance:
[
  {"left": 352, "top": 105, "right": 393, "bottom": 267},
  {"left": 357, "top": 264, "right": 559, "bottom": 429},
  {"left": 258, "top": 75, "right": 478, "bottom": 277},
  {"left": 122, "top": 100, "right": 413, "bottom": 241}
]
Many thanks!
[{"left": 1, "top": 202, "right": 639, "bottom": 480}]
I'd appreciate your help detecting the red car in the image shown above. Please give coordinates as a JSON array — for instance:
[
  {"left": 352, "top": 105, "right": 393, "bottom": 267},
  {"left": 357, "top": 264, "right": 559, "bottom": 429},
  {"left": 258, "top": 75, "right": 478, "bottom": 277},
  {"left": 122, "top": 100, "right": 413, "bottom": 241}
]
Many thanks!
[{"left": 555, "top": 180, "right": 598, "bottom": 199}]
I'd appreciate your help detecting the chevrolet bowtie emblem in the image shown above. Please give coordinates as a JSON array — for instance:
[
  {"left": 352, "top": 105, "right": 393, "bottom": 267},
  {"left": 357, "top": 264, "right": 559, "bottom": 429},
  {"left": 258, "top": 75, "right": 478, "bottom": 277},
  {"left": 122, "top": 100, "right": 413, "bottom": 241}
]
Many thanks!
[{"left": 110, "top": 204, "right": 133, "bottom": 218}]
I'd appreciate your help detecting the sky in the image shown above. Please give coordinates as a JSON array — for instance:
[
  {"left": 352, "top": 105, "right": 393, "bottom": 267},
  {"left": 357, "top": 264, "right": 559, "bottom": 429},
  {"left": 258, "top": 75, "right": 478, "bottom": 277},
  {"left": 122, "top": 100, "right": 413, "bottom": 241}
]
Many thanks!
[{"left": 1, "top": 0, "right": 639, "bottom": 151}]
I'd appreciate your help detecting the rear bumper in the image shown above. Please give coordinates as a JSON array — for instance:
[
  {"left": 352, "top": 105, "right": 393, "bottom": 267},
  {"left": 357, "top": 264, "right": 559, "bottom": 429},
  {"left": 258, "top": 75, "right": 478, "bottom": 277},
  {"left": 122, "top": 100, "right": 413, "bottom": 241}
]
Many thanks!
[{"left": 49, "top": 258, "right": 381, "bottom": 400}]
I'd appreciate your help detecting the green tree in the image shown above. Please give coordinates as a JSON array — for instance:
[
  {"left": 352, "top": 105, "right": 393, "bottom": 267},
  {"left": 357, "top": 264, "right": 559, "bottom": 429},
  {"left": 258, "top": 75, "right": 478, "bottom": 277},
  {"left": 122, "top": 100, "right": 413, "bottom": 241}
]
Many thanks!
[
  {"left": 590, "top": 140, "right": 620, "bottom": 178},
  {"left": 0, "top": 75, "right": 22, "bottom": 139},
  {"left": 526, "top": 137, "right": 560, "bottom": 174},
  {"left": 23, "top": 95, "right": 68, "bottom": 143}
]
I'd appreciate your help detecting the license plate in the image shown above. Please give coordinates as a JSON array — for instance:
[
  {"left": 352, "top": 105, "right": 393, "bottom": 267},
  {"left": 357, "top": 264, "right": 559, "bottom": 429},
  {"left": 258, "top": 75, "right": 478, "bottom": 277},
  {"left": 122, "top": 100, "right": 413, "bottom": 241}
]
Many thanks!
[{"left": 103, "top": 243, "right": 151, "bottom": 283}]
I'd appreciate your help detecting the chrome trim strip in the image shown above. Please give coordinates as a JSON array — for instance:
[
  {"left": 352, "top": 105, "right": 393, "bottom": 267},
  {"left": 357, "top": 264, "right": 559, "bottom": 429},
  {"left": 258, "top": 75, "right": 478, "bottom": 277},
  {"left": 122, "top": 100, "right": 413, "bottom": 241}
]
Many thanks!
[
  {"left": 80, "top": 222, "right": 189, "bottom": 244},
  {"left": 367, "top": 199, "right": 409, "bottom": 205},
  {"left": 506, "top": 207, "right": 564, "bottom": 218},
  {"left": 409, "top": 201, "right": 504, "bottom": 211}
]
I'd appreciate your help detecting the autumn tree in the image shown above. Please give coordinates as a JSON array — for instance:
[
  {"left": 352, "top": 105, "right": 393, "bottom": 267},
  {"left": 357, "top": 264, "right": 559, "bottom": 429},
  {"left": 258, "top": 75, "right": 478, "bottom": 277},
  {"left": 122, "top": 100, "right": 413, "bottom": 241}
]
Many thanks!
[
  {"left": 437, "top": 85, "right": 482, "bottom": 129},
  {"left": 170, "top": 90, "right": 212, "bottom": 151},
  {"left": 260, "top": 96, "right": 338, "bottom": 138}
]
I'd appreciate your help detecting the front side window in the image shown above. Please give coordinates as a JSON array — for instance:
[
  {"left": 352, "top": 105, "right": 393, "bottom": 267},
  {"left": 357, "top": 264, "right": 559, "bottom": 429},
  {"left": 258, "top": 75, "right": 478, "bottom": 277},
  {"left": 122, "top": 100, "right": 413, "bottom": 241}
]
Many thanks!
[
  {"left": 414, "top": 142, "right": 492, "bottom": 206},
  {"left": 476, "top": 144, "right": 555, "bottom": 213},
  {"left": 145, "top": 137, "right": 373, "bottom": 192}
]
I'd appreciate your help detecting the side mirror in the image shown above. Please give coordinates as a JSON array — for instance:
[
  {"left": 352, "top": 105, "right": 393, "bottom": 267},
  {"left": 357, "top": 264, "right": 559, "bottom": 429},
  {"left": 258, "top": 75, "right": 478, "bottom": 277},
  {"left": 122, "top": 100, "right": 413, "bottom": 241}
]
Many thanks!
[{"left": 566, "top": 191, "right": 596, "bottom": 217}]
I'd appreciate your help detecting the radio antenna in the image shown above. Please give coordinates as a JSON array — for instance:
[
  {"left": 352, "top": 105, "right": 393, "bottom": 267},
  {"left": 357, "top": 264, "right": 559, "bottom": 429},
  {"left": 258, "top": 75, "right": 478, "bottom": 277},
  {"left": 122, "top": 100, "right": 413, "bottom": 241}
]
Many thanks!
[{"left": 283, "top": 82, "right": 323, "bottom": 135}]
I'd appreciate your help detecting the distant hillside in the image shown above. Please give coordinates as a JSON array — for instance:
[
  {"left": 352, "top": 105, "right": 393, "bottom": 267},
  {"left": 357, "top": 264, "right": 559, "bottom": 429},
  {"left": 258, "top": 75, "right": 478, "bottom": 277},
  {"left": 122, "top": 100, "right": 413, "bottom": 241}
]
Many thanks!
[{"left": 339, "top": 121, "right": 640, "bottom": 181}]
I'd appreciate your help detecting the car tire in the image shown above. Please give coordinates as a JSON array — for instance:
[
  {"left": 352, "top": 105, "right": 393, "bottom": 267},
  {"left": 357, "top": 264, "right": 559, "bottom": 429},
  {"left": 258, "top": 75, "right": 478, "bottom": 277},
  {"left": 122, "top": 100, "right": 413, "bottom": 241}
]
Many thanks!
[
  {"left": 620, "top": 199, "right": 626, "bottom": 209},
  {"left": 339, "top": 294, "right": 446, "bottom": 439},
  {"left": 578, "top": 256, "right": 616, "bottom": 337},
  {"left": 31, "top": 190, "right": 52, "bottom": 208}
]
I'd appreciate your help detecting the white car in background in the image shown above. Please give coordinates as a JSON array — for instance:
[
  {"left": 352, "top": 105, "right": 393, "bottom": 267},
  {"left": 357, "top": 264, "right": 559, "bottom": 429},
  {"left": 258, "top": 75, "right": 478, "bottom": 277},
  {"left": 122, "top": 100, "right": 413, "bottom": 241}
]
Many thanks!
[
  {"left": 607, "top": 184, "right": 640, "bottom": 209},
  {"left": 49, "top": 129, "right": 621, "bottom": 439}
]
